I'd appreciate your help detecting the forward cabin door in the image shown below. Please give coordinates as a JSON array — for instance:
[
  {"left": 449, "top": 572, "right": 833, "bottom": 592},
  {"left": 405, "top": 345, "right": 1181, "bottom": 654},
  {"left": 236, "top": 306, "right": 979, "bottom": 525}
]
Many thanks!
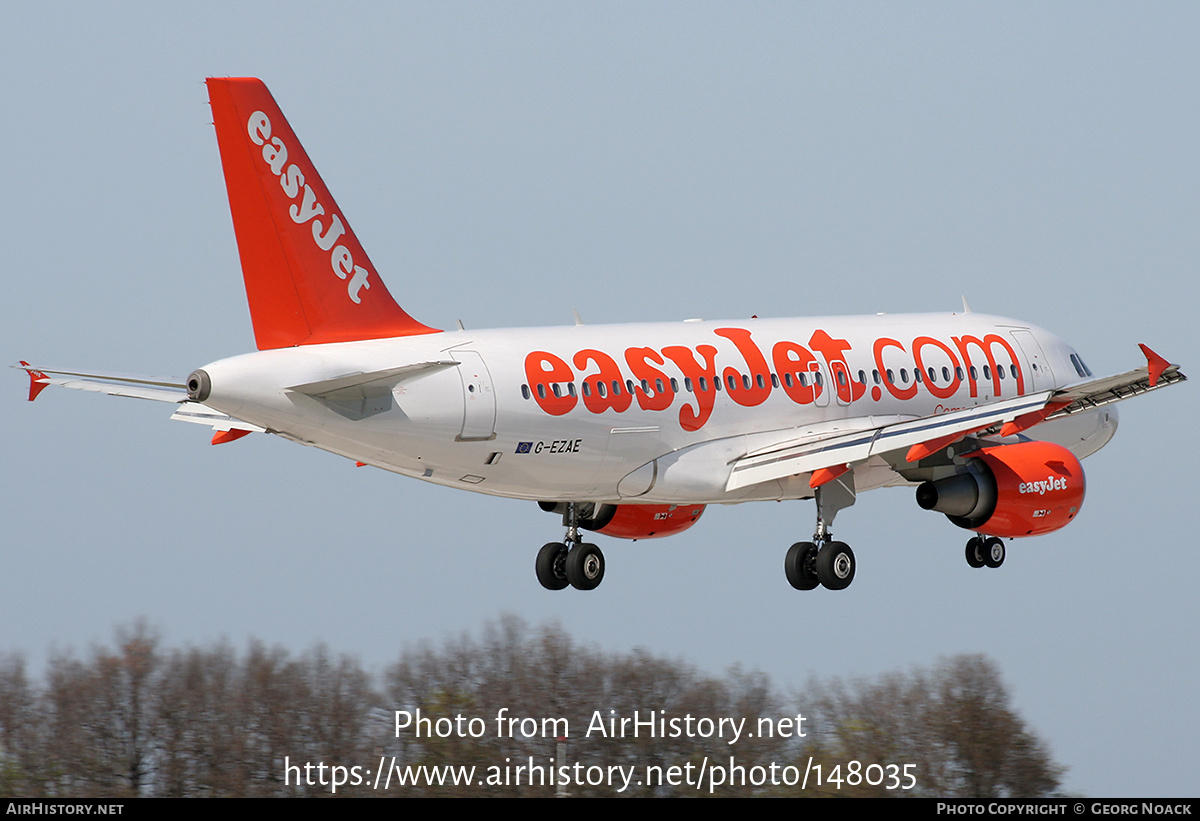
[{"left": 1010, "top": 330, "right": 1056, "bottom": 393}]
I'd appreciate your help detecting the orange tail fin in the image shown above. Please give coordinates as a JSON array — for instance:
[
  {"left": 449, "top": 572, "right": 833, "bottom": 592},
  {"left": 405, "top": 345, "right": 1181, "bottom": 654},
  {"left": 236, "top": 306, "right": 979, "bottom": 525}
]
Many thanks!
[{"left": 206, "top": 78, "right": 438, "bottom": 350}]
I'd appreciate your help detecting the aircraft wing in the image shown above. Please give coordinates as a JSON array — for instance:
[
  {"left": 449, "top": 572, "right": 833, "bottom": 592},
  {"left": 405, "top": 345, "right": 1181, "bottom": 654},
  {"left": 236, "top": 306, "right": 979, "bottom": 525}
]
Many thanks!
[
  {"left": 16, "top": 363, "right": 264, "bottom": 442},
  {"left": 1042, "top": 344, "right": 1185, "bottom": 419},
  {"left": 726, "top": 344, "right": 1186, "bottom": 492},
  {"left": 726, "top": 392, "right": 1053, "bottom": 491}
]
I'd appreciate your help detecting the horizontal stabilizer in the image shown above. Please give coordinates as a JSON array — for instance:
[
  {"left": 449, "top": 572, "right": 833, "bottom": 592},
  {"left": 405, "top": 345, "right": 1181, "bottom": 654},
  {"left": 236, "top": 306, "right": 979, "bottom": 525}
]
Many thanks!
[
  {"left": 15, "top": 364, "right": 187, "bottom": 403},
  {"left": 286, "top": 361, "right": 459, "bottom": 400},
  {"left": 170, "top": 401, "right": 265, "bottom": 434},
  {"left": 17, "top": 363, "right": 263, "bottom": 439}
]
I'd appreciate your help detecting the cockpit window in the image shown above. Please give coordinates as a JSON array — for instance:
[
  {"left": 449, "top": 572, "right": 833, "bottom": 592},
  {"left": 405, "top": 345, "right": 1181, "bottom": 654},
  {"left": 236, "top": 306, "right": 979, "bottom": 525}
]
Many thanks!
[{"left": 1070, "top": 353, "right": 1093, "bottom": 378}]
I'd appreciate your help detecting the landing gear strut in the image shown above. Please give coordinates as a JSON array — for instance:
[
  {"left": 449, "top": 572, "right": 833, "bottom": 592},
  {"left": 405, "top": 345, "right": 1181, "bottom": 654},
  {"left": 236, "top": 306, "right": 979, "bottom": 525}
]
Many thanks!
[
  {"left": 786, "top": 472, "right": 858, "bottom": 591},
  {"left": 536, "top": 502, "right": 606, "bottom": 591}
]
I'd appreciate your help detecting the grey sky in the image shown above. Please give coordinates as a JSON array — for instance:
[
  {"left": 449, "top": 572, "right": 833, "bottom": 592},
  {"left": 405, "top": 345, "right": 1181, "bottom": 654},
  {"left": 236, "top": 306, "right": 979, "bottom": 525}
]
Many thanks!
[{"left": 3, "top": 3, "right": 1196, "bottom": 796}]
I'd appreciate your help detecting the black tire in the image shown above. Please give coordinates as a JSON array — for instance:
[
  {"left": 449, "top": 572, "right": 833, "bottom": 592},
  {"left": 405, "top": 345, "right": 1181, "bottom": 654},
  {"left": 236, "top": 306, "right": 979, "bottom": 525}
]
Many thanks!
[
  {"left": 536, "top": 542, "right": 569, "bottom": 590},
  {"left": 983, "top": 537, "right": 1005, "bottom": 568},
  {"left": 965, "top": 537, "right": 986, "bottom": 568},
  {"left": 784, "top": 542, "right": 820, "bottom": 590},
  {"left": 816, "top": 541, "right": 855, "bottom": 590},
  {"left": 566, "top": 542, "right": 605, "bottom": 590}
]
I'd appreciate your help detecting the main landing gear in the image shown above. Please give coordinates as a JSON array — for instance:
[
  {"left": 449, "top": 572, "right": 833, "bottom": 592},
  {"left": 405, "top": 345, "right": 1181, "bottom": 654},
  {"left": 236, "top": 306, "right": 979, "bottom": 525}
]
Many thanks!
[
  {"left": 536, "top": 503, "right": 605, "bottom": 591},
  {"left": 784, "top": 540, "right": 856, "bottom": 591},
  {"left": 965, "top": 535, "right": 1005, "bottom": 569},
  {"left": 785, "top": 472, "right": 858, "bottom": 591}
]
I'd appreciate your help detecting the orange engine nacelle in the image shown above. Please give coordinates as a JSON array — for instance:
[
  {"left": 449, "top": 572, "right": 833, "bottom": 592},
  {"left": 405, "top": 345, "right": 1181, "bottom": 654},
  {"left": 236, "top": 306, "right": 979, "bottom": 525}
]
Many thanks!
[
  {"left": 591, "top": 503, "right": 706, "bottom": 540},
  {"left": 540, "top": 501, "right": 706, "bottom": 540},
  {"left": 915, "top": 441, "right": 1085, "bottom": 537}
]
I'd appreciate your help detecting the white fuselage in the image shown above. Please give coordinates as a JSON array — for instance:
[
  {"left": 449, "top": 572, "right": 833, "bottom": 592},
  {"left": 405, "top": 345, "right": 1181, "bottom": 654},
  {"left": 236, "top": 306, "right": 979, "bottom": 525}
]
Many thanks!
[{"left": 197, "top": 312, "right": 1116, "bottom": 505}]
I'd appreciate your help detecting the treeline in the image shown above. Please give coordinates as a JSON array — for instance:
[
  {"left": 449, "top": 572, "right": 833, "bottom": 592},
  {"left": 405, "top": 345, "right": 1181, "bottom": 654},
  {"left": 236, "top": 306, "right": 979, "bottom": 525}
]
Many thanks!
[{"left": 0, "top": 617, "right": 1062, "bottom": 797}]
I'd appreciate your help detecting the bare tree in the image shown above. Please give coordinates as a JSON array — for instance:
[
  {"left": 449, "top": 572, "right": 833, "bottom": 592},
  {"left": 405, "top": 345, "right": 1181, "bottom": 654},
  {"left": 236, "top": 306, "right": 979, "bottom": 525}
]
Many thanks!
[
  {"left": 801, "top": 654, "right": 1063, "bottom": 797},
  {"left": 384, "top": 616, "right": 793, "bottom": 797},
  {"left": 0, "top": 654, "right": 41, "bottom": 795},
  {"left": 2, "top": 622, "right": 1062, "bottom": 798}
]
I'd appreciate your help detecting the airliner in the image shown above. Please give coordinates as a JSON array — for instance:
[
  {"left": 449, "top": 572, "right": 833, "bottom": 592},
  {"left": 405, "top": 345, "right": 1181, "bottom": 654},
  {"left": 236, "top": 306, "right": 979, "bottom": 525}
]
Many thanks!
[{"left": 18, "top": 78, "right": 1186, "bottom": 592}]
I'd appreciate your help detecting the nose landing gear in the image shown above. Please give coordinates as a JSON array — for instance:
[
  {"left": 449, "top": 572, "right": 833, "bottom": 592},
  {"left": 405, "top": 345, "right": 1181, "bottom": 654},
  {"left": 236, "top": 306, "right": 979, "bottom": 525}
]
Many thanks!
[{"left": 965, "top": 535, "right": 1005, "bottom": 569}]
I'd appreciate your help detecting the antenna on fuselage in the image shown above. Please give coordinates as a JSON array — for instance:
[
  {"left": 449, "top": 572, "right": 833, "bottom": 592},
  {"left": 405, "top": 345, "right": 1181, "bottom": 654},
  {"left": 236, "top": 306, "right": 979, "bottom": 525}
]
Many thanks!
[
  {"left": 573, "top": 308, "right": 584, "bottom": 326},
  {"left": 961, "top": 296, "right": 973, "bottom": 314}
]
